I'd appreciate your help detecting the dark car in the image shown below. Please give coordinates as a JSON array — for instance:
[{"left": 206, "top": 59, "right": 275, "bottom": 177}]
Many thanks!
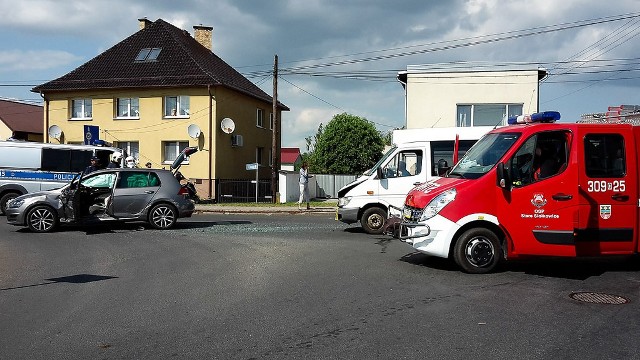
[{"left": 6, "top": 148, "right": 198, "bottom": 232}]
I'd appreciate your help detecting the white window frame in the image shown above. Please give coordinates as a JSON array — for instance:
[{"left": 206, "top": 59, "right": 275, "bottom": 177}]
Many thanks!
[
  {"left": 115, "top": 141, "right": 140, "bottom": 161},
  {"left": 163, "top": 141, "right": 190, "bottom": 164},
  {"left": 164, "top": 96, "right": 190, "bottom": 118},
  {"left": 116, "top": 97, "right": 140, "bottom": 119},
  {"left": 70, "top": 98, "right": 92, "bottom": 120},
  {"left": 256, "top": 108, "right": 265, "bottom": 128},
  {"left": 457, "top": 104, "right": 523, "bottom": 127}
]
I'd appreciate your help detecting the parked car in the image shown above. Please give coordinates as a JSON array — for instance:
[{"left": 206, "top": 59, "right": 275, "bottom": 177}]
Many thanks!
[{"left": 6, "top": 148, "right": 198, "bottom": 233}]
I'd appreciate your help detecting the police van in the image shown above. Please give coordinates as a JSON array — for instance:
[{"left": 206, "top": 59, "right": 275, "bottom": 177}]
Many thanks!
[{"left": 0, "top": 141, "right": 122, "bottom": 215}]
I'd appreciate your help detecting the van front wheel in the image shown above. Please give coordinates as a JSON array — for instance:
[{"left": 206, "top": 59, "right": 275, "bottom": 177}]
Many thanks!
[
  {"left": 453, "top": 228, "right": 501, "bottom": 274},
  {"left": 361, "top": 207, "right": 387, "bottom": 234}
]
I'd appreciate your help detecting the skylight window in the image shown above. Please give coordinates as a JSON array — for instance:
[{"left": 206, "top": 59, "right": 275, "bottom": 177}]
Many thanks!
[{"left": 135, "top": 47, "right": 162, "bottom": 62}]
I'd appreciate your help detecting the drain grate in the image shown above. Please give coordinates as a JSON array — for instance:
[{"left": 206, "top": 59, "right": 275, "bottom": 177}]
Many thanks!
[{"left": 569, "top": 292, "right": 629, "bottom": 305}]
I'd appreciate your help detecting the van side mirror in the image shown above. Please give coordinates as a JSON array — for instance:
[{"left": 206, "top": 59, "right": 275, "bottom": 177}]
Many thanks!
[
  {"left": 496, "top": 162, "right": 511, "bottom": 190},
  {"left": 376, "top": 166, "right": 385, "bottom": 179}
]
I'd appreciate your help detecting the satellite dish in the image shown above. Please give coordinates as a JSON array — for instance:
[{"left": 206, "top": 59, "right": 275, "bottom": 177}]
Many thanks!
[
  {"left": 221, "top": 117, "right": 235, "bottom": 134},
  {"left": 48, "top": 125, "right": 62, "bottom": 139},
  {"left": 187, "top": 124, "right": 201, "bottom": 139}
]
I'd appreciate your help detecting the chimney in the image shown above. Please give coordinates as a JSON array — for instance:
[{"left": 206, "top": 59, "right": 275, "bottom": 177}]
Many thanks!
[
  {"left": 193, "top": 24, "right": 213, "bottom": 51},
  {"left": 138, "top": 17, "right": 152, "bottom": 30}
]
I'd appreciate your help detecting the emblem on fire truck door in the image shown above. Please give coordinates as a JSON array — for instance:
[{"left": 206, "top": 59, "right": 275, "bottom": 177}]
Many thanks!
[
  {"left": 600, "top": 205, "right": 611, "bottom": 220},
  {"left": 531, "top": 193, "right": 547, "bottom": 208}
]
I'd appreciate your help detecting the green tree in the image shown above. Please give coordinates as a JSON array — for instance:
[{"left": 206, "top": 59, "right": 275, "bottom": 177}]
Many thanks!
[{"left": 312, "top": 113, "right": 384, "bottom": 174}]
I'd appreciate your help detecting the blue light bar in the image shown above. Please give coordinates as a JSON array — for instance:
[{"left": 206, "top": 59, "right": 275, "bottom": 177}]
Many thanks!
[{"left": 508, "top": 111, "right": 561, "bottom": 125}]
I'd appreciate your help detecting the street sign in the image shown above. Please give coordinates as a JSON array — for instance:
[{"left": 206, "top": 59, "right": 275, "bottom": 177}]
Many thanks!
[
  {"left": 83, "top": 125, "right": 100, "bottom": 145},
  {"left": 245, "top": 163, "right": 259, "bottom": 171}
]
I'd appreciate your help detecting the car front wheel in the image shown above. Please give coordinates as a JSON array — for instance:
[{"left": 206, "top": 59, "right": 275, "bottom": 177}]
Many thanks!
[
  {"left": 148, "top": 203, "right": 177, "bottom": 230},
  {"left": 453, "top": 228, "right": 502, "bottom": 274},
  {"left": 26, "top": 205, "right": 58, "bottom": 233},
  {"left": 360, "top": 207, "right": 387, "bottom": 234}
]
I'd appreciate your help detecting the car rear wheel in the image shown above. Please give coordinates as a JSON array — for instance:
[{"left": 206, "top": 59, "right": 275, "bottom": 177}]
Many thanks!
[
  {"left": 26, "top": 205, "right": 58, "bottom": 233},
  {"left": 360, "top": 207, "right": 387, "bottom": 234},
  {"left": 0, "top": 192, "right": 20, "bottom": 215},
  {"left": 148, "top": 203, "right": 177, "bottom": 230}
]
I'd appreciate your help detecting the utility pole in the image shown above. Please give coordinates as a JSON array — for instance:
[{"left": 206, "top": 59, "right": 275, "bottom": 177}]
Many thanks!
[{"left": 271, "top": 54, "right": 279, "bottom": 203}]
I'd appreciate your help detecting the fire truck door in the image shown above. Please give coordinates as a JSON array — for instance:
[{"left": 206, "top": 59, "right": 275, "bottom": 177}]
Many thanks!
[
  {"left": 498, "top": 130, "right": 579, "bottom": 256},
  {"left": 576, "top": 127, "right": 636, "bottom": 255}
]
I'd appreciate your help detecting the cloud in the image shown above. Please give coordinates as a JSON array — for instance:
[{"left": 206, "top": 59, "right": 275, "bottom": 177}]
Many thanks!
[{"left": 0, "top": 50, "right": 80, "bottom": 72}]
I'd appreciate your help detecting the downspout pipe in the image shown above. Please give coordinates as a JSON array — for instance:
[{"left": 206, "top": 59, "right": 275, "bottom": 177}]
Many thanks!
[
  {"left": 208, "top": 85, "right": 214, "bottom": 201},
  {"left": 40, "top": 91, "right": 49, "bottom": 143}
]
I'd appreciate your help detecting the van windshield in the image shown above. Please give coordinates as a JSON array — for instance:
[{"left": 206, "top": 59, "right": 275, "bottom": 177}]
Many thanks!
[
  {"left": 448, "top": 132, "right": 520, "bottom": 179},
  {"left": 364, "top": 145, "right": 397, "bottom": 176}
]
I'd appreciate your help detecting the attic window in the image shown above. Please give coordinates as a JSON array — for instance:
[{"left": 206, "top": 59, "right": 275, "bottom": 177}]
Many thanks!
[{"left": 135, "top": 47, "right": 162, "bottom": 62}]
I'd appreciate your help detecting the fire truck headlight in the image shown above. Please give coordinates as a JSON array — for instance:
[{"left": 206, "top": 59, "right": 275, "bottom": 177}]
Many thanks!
[
  {"left": 420, "top": 188, "right": 456, "bottom": 221},
  {"left": 338, "top": 196, "right": 351, "bottom": 207}
]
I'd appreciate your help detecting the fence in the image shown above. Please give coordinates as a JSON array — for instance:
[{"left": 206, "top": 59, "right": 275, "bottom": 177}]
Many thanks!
[
  {"left": 278, "top": 172, "right": 357, "bottom": 203},
  {"left": 215, "top": 179, "right": 274, "bottom": 203},
  {"left": 214, "top": 174, "right": 357, "bottom": 203}
]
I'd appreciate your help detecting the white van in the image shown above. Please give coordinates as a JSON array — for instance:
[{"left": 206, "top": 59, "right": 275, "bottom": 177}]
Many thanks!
[
  {"left": 0, "top": 141, "right": 123, "bottom": 214},
  {"left": 336, "top": 127, "right": 494, "bottom": 234}
]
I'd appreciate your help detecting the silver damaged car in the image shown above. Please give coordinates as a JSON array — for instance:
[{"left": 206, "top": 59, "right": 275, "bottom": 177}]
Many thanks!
[{"left": 6, "top": 147, "right": 197, "bottom": 232}]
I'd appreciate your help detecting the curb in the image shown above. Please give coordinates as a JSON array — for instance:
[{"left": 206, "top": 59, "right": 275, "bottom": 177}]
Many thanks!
[{"left": 194, "top": 207, "right": 335, "bottom": 214}]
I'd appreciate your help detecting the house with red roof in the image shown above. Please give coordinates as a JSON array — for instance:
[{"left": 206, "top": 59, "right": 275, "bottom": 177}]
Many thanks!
[
  {"left": 281, "top": 147, "right": 302, "bottom": 171},
  {"left": 0, "top": 98, "right": 43, "bottom": 142},
  {"left": 31, "top": 18, "right": 288, "bottom": 201}
]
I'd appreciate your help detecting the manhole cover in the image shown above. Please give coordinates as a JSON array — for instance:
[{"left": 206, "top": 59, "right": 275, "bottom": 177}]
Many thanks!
[{"left": 569, "top": 292, "right": 629, "bottom": 305}]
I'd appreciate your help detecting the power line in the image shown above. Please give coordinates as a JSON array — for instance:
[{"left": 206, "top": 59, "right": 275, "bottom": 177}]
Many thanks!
[{"left": 278, "top": 76, "right": 396, "bottom": 128}]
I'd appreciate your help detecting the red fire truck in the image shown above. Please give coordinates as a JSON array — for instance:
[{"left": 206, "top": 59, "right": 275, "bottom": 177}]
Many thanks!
[{"left": 389, "top": 107, "right": 640, "bottom": 273}]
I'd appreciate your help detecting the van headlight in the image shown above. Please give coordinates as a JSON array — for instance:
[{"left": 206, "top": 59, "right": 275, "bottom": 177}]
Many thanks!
[
  {"left": 420, "top": 188, "right": 456, "bottom": 221},
  {"left": 338, "top": 196, "right": 351, "bottom": 207},
  {"left": 8, "top": 199, "right": 24, "bottom": 209}
]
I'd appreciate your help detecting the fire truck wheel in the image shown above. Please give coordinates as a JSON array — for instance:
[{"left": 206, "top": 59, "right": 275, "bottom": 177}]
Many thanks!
[
  {"left": 453, "top": 228, "right": 502, "bottom": 274},
  {"left": 361, "top": 207, "right": 387, "bottom": 234}
]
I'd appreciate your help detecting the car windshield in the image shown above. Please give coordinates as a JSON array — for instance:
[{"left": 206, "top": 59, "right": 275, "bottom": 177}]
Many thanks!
[
  {"left": 448, "top": 132, "right": 520, "bottom": 179},
  {"left": 364, "top": 145, "right": 397, "bottom": 176}
]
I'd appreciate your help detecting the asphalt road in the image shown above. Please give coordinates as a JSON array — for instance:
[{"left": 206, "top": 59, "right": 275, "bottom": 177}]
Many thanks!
[{"left": 2, "top": 213, "right": 640, "bottom": 359}]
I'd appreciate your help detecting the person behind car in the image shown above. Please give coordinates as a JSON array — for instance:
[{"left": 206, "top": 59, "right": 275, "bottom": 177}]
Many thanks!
[
  {"left": 125, "top": 156, "right": 137, "bottom": 168},
  {"left": 106, "top": 151, "right": 123, "bottom": 168},
  {"left": 83, "top": 156, "right": 101, "bottom": 175}
]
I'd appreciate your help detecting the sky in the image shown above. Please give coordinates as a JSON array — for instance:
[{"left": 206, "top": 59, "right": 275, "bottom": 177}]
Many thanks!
[{"left": 1, "top": 0, "right": 639, "bottom": 151}]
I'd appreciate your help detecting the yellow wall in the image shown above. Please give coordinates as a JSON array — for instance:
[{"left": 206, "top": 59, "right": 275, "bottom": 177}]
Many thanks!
[
  {"left": 215, "top": 87, "right": 279, "bottom": 180},
  {"left": 43, "top": 86, "right": 282, "bottom": 199},
  {"left": 0, "top": 122, "right": 11, "bottom": 140}
]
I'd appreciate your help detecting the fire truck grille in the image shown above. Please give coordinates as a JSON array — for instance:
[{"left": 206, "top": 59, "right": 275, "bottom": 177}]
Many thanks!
[
  {"left": 569, "top": 292, "right": 628, "bottom": 305},
  {"left": 402, "top": 206, "right": 423, "bottom": 222}
]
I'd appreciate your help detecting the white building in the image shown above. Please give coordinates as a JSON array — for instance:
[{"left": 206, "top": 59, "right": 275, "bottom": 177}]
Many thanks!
[{"left": 397, "top": 64, "right": 547, "bottom": 128}]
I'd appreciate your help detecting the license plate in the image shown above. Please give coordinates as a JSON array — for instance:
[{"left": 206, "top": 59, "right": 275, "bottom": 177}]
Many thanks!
[{"left": 403, "top": 208, "right": 412, "bottom": 219}]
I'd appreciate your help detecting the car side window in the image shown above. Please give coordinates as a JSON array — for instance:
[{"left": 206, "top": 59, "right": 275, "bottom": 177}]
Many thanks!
[
  {"left": 117, "top": 172, "right": 160, "bottom": 188},
  {"left": 584, "top": 134, "right": 625, "bottom": 178},
  {"left": 81, "top": 173, "right": 116, "bottom": 188},
  {"left": 383, "top": 150, "right": 423, "bottom": 178},
  {"left": 509, "top": 130, "right": 570, "bottom": 187}
]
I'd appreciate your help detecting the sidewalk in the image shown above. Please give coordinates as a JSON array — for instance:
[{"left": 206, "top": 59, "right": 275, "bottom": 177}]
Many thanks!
[{"left": 194, "top": 200, "right": 337, "bottom": 214}]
